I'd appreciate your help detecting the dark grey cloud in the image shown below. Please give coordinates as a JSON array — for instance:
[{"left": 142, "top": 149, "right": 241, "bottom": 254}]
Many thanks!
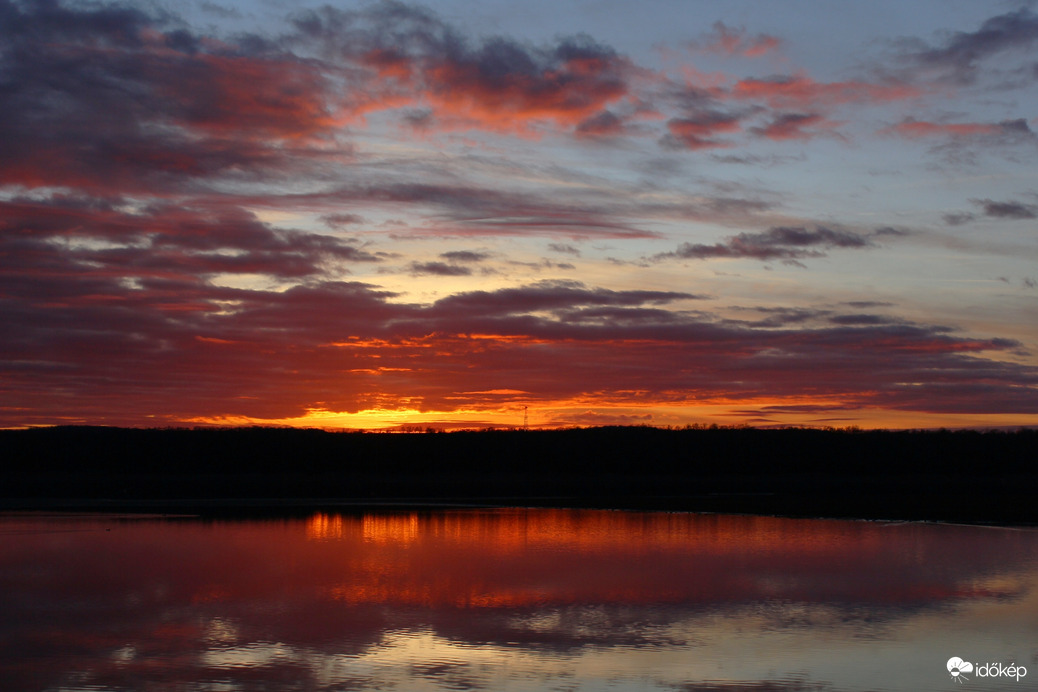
[
  {"left": 0, "top": 0, "right": 343, "bottom": 194},
  {"left": 402, "top": 108, "right": 435, "bottom": 129},
  {"left": 872, "top": 226, "right": 910, "bottom": 237},
  {"left": 0, "top": 196, "right": 379, "bottom": 282},
  {"left": 972, "top": 198, "right": 1038, "bottom": 219},
  {"left": 829, "top": 314, "right": 897, "bottom": 326},
  {"left": 409, "top": 261, "right": 473, "bottom": 276},
  {"left": 426, "top": 279, "right": 700, "bottom": 318},
  {"left": 660, "top": 110, "right": 746, "bottom": 150},
  {"left": 750, "top": 112, "right": 831, "bottom": 141},
  {"left": 260, "top": 182, "right": 662, "bottom": 239},
  {"left": 901, "top": 8, "right": 1038, "bottom": 85},
  {"left": 708, "top": 153, "right": 807, "bottom": 167},
  {"left": 945, "top": 197, "right": 1038, "bottom": 224},
  {"left": 505, "top": 258, "right": 577, "bottom": 272},
  {"left": 321, "top": 213, "right": 365, "bottom": 228},
  {"left": 844, "top": 301, "right": 895, "bottom": 309},
  {"left": 548, "top": 243, "right": 582, "bottom": 256},
  {"left": 943, "top": 212, "right": 976, "bottom": 226},
  {"left": 199, "top": 2, "right": 243, "bottom": 20},
  {"left": 885, "top": 118, "right": 1037, "bottom": 169},
  {"left": 575, "top": 110, "right": 626, "bottom": 137},
  {"left": 727, "top": 307, "right": 831, "bottom": 328},
  {"left": 998, "top": 118, "right": 1035, "bottom": 136},
  {"left": 440, "top": 250, "right": 491, "bottom": 263},
  {"left": 655, "top": 226, "right": 876, "bottom": 263}
]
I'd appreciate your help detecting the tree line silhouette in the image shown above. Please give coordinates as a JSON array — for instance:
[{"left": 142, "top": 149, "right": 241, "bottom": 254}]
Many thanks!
[{"left": 1, "top": 425, "right": 1035, "bottom": 523}]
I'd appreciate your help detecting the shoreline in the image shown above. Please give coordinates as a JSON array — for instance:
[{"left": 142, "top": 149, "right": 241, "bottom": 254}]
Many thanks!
[
  {"left": 3, "top": 425, "right": 1035, "bottom": 526},
  {"left": 2, "top": 493, "right": 1035, "bottom": 527}
]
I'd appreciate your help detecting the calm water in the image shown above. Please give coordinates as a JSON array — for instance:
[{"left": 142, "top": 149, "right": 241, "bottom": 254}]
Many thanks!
[{"left": 1, "top": 509, "right": 1035, "bottom": 692}]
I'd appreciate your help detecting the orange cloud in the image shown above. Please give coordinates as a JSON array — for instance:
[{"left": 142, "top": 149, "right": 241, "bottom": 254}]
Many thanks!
[
  {"left": 420, "top": 56, "right": 629, "bottom": 135},
  {"left": 882, "top": 120, "right": 1002, "bottom": 137},
  {"left": 732, "top": 74, "right": 920, "bottom": 109}
]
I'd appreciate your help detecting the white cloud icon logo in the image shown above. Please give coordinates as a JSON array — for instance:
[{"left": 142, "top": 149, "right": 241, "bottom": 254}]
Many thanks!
[{"left": 948, "top": 657, "right": 974, "bottom": 682}]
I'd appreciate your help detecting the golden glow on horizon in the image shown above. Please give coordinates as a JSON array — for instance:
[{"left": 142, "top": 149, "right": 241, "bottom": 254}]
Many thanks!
[{"left": 183, "top": 400, "right": 1038, "bottom": 431}]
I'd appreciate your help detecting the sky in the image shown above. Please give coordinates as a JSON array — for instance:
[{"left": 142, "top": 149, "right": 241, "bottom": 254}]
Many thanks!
[{"left": 2, "top": 0, "right": 1037, "bottom": 430}]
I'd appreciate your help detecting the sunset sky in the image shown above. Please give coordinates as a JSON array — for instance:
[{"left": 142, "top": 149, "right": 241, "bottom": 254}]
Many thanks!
[{"left": 3, "top": 0, "right": 1037, "bottom": 429}]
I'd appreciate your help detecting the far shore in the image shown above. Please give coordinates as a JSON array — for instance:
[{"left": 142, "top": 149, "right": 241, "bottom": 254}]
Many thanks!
[{"left": 2, "top": 425, "right": 1035, "bottom": 525}]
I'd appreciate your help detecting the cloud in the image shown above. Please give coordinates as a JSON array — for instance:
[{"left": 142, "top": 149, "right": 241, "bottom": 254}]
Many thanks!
[
  {"left": 0, "top": 0, "right": 642, "bottom": 201},
  {"left": 409, "top": 261, "right": 473, "bottom": 276},
  {"left": 943, "top": 212, "right": 976, "bottom": 226},
  {"left": 321, "top": 213, "right": 365, "bottom": 228},
  {"left": 844, "top": 301, "right": 895, "bottom": 309},
  {"left": 655, "top": 226, "right": 876, "bottom": 263},
  {"left": 971, "top": 198, "right": 1038, "bottom": 219},
  {"left": 881, "top": 117, "right": 1034, "bottom": 168},
  {"left": 575, "top": 110, "right": 627, "bottom": 137},
  {"left": 439, "top": 250, "right": 491, "bottom": 263},
  {"left": 944, "top": 197, "right": 1038, "bottom": 224},
  {"left": 425, "top": 280, "right": 700, "bottom": 319},
  {"left": 700, "top": 22, "right": 782, "bottom": 58},
  {"left": 751, "top": 112, "right": 841, "bottom": 141},
  {"left": 289, "top": 183, "right": 662, "bottom": 239},
  {"left": 3, "top": 257, "right": 1035, "bottom": 426},
  {"left": 708, "top": 153, "right": 806, "bottom": 167},
  {"left": 548, "top": 244, "right": 581, "bottom": 256},
  {"left": 872, "top": 226, "right": 909, "bottom": 237},
  {"left": 290, "top": 3, "right": 632, "bottom": 135},
  {"left": 0, "top": 0, "right": 342, "bottom": 193},
  {"left": 828, "top": 314, "right": 897, "bottom": 326},
  {"left": 727, "top": 307, "right": 831, "bottom": 328},
  {"left": 883, "top": 118, "right": 1031, "bottom": 139},
  {"left": 899, "top": 8, "right": 1038, "bottom": 85},
  {"left": 423, "top": 34, "right": 630, "bottom": 132},
  {"left": 0, "top": 196, "right": 380, "bottom": 283},
  {"left": 659, "top": 71, "right": 914, "bottom": 152},
  {"left": 661, "top": 111, "right": 744, "bottom": 150},
  {"left": 731, "top": 75, "right": 919, "bottom": 109}
]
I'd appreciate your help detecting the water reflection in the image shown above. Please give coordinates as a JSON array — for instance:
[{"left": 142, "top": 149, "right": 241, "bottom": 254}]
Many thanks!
[{"left": 1, "top": 509, "right": 1035, "bottom": 691}]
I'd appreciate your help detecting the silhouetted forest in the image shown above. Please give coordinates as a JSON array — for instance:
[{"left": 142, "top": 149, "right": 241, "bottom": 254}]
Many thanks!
[{"left": 2, "top": 425, "right": 1035, "bottom": 523}]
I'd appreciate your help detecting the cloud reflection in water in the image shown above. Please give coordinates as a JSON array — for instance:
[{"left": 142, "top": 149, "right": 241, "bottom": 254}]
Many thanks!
[{"left": 1, "top": 509, "right": 1035, "bottom": 691}]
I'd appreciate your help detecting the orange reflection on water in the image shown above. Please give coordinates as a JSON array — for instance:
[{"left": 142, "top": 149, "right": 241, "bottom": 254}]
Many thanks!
[
  {"left": 361, "top": 512, "right": 420, "bottom": 544},
  {"left": 306, "top": 508, "right": 888, "bottom": 552},
  {"left": 306, "top": 512, "right": 347, "bottom": 540},
  {"left": 299, "top": 509, "right": 1028, "bottom": 609}
]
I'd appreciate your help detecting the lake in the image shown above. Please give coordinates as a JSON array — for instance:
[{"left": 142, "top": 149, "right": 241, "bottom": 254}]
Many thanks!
[{"left": 1, "top": 508, "right": 1035, "bottom": 691}]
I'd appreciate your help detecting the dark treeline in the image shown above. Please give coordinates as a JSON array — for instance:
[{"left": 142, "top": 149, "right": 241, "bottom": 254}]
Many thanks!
[{"left": 2, "top": 425, "right": 1035, "bottom": 523}]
